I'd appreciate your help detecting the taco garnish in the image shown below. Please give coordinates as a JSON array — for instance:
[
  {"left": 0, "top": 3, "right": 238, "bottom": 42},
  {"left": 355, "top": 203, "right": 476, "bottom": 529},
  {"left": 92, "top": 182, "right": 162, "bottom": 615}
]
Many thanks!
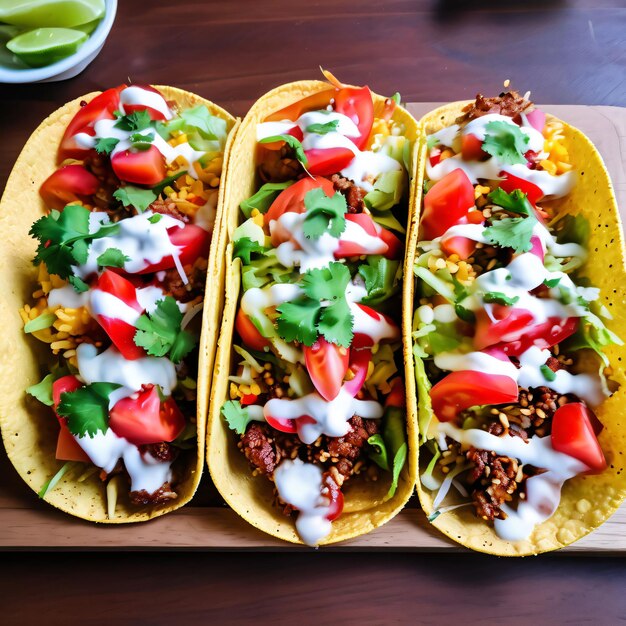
[
  {"left": 1, "top": 84, "right": 236, "bottom": 521},
  {"left": 406, "top": 89, "right": 626, "bottom": 554},
  {"left": 208, "top": 76, "right": 419, "bottom": 546}
]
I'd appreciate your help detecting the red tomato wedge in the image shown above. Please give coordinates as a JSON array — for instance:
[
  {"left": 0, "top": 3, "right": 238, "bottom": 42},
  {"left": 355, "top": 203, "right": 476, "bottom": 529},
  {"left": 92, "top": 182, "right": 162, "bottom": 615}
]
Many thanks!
[
  {"left": 59, "top": 85, "right": 126, "bottom": 162},
  {"left": 461, "top": 134, "right": 487, "bottom": 161},
  {"left": 235, "top": 308, "right": 270, "bottom": 351},
  {"left": 109, "top": 385, "right": 186, "bottom": 445},
  {"left": 138, "top": 223, "right": 210, "bottom": 274},
  {"left": 93, "top": 270, "right": 145, "bottom": 360},
  {"left": 52, "top": 376, "right": 91, "bottom": 462},
  {"left": 303, "top": 337, "right": 350, "bottom": 401},
  {"left": 551, "top": 403, "right": 607, "bottom": 473},
  {"left": 121, "top": 85, "right": 169, "bottom": 121},
  {"left": 305, "top": 147, "right": 355, "bottom": 176},
  {"left": 497, "top": 317, "right": 578, "bottom": 357},
  {"left": 39, "top": 164, "right": 100, "bottom": 211},
  {"left": 441, "top": 235, "right": 476, "bottom": 260},
  {"left": 111, "top": 145, "right": 166, "bottom": 186},
  {"left": 332, "top": 86, "right": 374, "bottom": 150},
  {"left": 335, "top": 213, "right": 402, "bottom": 260},
  {"left": 265, "top": 176, "right": 335, "bottom": 224},
  {"left": 474, "top": 306, "right": 535, "bottom": 350},
  {"left": 430, "top": 370, "right": 519, "bottom": 423},
  {"left": 498, "top": 172, "right": 544, "bottom": 206},
  {"left": 420, "top": 169, "right": 475, "bottom": 240},
  {"left": 343, "top": 348, "right": 372, "bottom": 397},
  {"left": 352, "top": 304, "right": 400, "bottom": 349},
  {"left": 265, "top": 413, "right": 298, "bottom": 434},
  {"left": 385, "top": 378, "right": 405, "bottom": 409}
]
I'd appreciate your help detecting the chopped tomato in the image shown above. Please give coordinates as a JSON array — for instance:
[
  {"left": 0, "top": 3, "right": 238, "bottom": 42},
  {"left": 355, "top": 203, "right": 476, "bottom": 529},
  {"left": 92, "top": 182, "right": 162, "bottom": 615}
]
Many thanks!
[
  {"left": 109, "top": 386, "right": 185, "bottom": 445},
  {"left": 335, "top": 213, "right": 402, "bottom": 260},
  {"left": 526, "top": 109, "right": 546, "bottom": 133},
  {"left": 461, "top": 134, "right": 487, "bottom": 160},
  {"left": 430, "top": 370, "right": 519, "bottom": 423},
  {"left": 420, "top": 169, "right": 475, "bottom": 240},
  {"left": 265, "top": 413, "right": 298, "bottom": 434},
  {"left": 441, "top": 235, "right": 475, "bottom": 260},
  {"left": 58, "top": 85, "right": 126, "bottom": 162},
  {"left": 352, "top": 304, "right": 400, "bottom": 349},
  {"left": 240, "top": 394, "right": 258, "bottom": 406},
  {"left": 429, "top": 148, "right": 442, "bottom": 167},
  {"left": 39, "top": 164, "right": 100, "bottom": 211},
  {"left": 303, "top": 337, "right": 350, "bottom": 401},
  {"left": 323, "top": 474, "right": 344, "bottom": 521},
  {"left": 235, "top": 308, "right": 270, "bottom": 351},
  {"left": 266, "top": 176, "right": 336, "bottom": 225},
  {"left": 343, "top": 348, "right": 372, "bottom": 397},
  {"left": 305, "top": 147, "right": 355, "bottom": 176},
  {"left": 529, "top": 235, "right": 545, "bottom": 260},
  {"left": 52, "top": 376, "right": 90, "bottom": 462},
  {"left": 111, "top": 145, "right": 166, "bottom": 186},
  {"left": 474, "top": 306, "right": 535, "bottom": 350},
  {"left": 333, "top": 86, "right": 374, "bottom": 150},
  {"left": 138, "top": 223, "right": 210, "bottom": 274},
  {"left": 94, "top": 270, "right": 145, "bottom": 360},
  {"left": 498, "top": 172, "right": 543, "bottom": 206},
  {"left": 121, "top": 85, "right": 168, "bottom": 121},
  {"left": 385, "top": 378, "right": 405, "bottom": 409},
  {"left": 497, "top": 317, "right": 578, "bottom": 357},
  {"left": 551, "top": 403, "right": 607, "bottom": 473}
]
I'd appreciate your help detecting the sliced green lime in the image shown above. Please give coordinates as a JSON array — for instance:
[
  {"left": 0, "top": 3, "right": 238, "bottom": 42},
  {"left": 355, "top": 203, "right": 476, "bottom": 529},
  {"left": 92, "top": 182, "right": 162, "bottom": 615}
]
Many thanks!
[
  {"left": 0, "top": 0, "right": 105, "bottom": 28},
  {"left": 74, "top": 17, "right": 102, "bottom": 35},
  {"left": 6, "top": 27, "right": 88, "bottom": 67}
]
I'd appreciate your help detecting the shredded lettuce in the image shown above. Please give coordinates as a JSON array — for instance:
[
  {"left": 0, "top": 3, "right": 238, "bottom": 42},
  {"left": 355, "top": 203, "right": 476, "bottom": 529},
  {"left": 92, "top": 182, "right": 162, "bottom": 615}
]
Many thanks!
[
  {"left": 364, "top": 171, "right": 406, "bottom": 233},
  {"left": 358, "top": 256, "right": 401, "bottom": 306},
  {"left": 240, "top": 181, "right": 293, "bottom": 219}
]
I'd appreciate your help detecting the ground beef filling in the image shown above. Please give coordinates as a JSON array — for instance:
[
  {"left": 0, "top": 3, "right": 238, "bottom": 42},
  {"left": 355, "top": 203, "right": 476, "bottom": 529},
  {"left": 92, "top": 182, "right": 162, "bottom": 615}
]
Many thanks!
[
  {"left": 239, "top": 415, "right": 379, "bottom": 517},
  {"left": 331, "top": 174, "right": 366, "bottom": 213},
  {"left": 458, "top": 90, "right": 533, "bottom": 125},
  {"left": 443, "top": 386, "right": 580, "bottom": 522}
]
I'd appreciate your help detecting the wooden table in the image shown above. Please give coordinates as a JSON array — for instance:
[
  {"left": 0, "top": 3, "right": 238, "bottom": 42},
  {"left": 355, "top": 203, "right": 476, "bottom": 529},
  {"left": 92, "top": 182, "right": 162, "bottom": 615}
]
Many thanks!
[{"left": 1, "top": 1, "right": 625, "bottom": 623}]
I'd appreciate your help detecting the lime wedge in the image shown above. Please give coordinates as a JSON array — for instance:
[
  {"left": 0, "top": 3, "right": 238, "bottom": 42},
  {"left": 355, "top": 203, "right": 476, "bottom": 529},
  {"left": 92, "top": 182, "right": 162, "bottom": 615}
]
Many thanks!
[
  {"left": 0, "top": 0, "right": 105, "bottom": 28},
  {"left": 6, "top": 27, "right": 88, "bottom": 67},
  {"left": 74, "top": 17, "right": 101, "bottom": 35}
]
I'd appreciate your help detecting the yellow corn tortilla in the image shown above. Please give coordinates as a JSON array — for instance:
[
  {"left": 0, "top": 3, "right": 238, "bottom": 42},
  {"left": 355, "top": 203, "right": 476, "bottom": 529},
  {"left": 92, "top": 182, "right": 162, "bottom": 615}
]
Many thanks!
[
  {"left": 207, "top": 80, "right": 420, "bottom": 544},
  {"left": 403, "top": 101, "right": 626, "bottom": 555},
  {"left": 0, "top": 86, "right": 238, "bottom": 523}
]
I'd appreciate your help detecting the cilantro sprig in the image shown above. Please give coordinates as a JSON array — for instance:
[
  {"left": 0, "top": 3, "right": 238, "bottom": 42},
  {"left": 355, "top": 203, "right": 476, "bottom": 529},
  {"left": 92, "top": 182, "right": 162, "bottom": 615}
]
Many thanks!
[
  {"left": 276, "top": 262, "right": 354, "bottom": 347},
  {"left": 221, "top": 400, "right": 254, "bottom": 435},
  {"left": 114, "top": 109, "right": 153, "bottom": 132},
  {"left": 259, "top": 134, "right": 308, "bottom": 167},
  {"left": 233, "top": 237, "right": 267, "bottom": 265},
  {"left": 483, "top": 188, "right": 537, "bottom": 254},
  {"left": 95, "top": 137, "right": 119, "bottom": 155},
  {"left": 482, "top": 120, "right": 529, "bottom": 165},
  {"left": 113, "top": 170, "right": 188, "bottom": 213},
  {"left": 302, "top": 188, "right": 347, "bottom": 239},
  {"left": 29, "top": 205, "right": 119, "bottom": 284},
  {"left": 134, "top": 297, "right": 198, "bottom": 363},
  {"left": 306, "top": 120, "right": 339, "bottom": 135},
  {"left": 56, "top": 382, "right": 122, "bottom": 438},
  {"left": 483, "top": 291, "right": 520, "bottom": 306}
]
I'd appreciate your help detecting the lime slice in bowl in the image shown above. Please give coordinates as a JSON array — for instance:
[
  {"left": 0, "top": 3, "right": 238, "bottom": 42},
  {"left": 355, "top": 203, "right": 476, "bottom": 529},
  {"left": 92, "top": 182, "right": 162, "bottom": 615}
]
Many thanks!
[
  {"left": 0, "top": 0, "right": 105, "bottom": 28},
  {"left": 6, "top": 27, "right": 88, "bottom": 67}
]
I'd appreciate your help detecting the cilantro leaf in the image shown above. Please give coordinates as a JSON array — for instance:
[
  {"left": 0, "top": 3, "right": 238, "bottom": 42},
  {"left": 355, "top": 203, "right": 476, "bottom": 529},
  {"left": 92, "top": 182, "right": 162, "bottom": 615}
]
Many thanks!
[
  {"left": 134, "top": 297, "right": 197, "bottom": 364},
  {"left": 454, "top": 303, "right": 475, "bottom": 323},
  {"left": 276, "top": 298, "right": 321, "bottom": 346},
  {"left": 318, "top": 297, "right": 353, "bottom": 347},
  {"left": 129, "top": 132, "right": 154, "bottom": 150},
  {"left": 56, "top": 382, "right": 122, "bottom": 438},
  {"left": 95, "top": 137, "right": 119, "bottom": 155},
  {"left": 259, "top": 134, "right": 308, "bottom": 166},
  {"left": 482, "top": 120, "right": 529, "bottom": 165},
  {"left": 488, "top": 187, "right": 532, "bottom": 217},
  {"left": 302, "top": 188, "right": 347, "bottom": 239},
  {"left": 233, "top": 237, "right": 266, "bottom": 265},
  {"left": 114, "top": 110, "right": 152, "bottom": 132},
  {"left": 26, "top": 373, "right": 54, "bottom": 406},
  {"left": 301, "top": 262, "right": 350, "bottom": 302},
  {"left": 69, "top": 276, "right": 89, "bottom": 293},
  {"left": 240, "top": 181, "right": 293, "bottom": 219},
  {"left": 148, "top": 214, "right": 163, "bottom": 224},
  {"left": 306, "top": 120, "right": 339, "bottom": 135},
  {"left": 358, "top": 256, "right": 401, "bottom": 306},
  {"left": 484, "top": 216, "right": 535, "bottom": 253},
  {"left": 113, "top": 186, "right": 157, "bottom": 213},
  {"left": 97, "top": 248, "right": 130, "bottom": 269},
  {"left": 544, "top": 277, "right": 561, "bottom": 288},
  {"left": 483, "top": 291, "right": 520, "bottom": 306},
  {"left": 221, "top": 400, "right": 254, "bottom": 435}
]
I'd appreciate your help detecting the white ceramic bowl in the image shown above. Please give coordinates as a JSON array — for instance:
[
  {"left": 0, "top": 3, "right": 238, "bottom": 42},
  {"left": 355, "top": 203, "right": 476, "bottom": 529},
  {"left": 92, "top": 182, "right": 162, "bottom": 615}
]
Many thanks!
[{"left": 0, "top": 0, "right": 117, "bottom": 83}]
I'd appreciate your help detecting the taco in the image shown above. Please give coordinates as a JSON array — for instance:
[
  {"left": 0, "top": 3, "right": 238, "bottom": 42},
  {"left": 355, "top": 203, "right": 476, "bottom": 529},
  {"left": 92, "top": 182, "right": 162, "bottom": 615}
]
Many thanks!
[
  {"left": 404, "top": 90, "right": 626, "bottom": 555},
  {"left": 207, "top": 74, "right": 419, "bottom": 545},
  {"left": 0, "top": 84, "right": 236, "bottom": 522}
]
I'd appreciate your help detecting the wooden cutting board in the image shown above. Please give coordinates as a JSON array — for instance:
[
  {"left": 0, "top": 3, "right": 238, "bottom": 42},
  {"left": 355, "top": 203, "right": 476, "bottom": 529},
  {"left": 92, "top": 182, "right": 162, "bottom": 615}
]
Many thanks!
[{"left": 1, "top": 104, "right": 625, "bottom": 552}]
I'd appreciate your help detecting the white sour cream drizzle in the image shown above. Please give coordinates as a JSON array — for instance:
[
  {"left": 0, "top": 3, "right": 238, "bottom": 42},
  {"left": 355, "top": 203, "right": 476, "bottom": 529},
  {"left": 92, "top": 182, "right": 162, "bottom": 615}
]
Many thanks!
[
  {"left": 273, "top": 459, "right": 332, "bottom": 546},
  {"left": 426, "top": 114, "right": 575, "bottom": 198},
  {"left": 265, "top": 386, "right": 383, "bottom": 444},
  {"left": 256, "top": 110, "right": 402, "bottom": 192},
  {"left": 439, "top": 422, "right": 587, "bottom": 541},
  {"left": 119, "top": 86, "right": 173, "bottom": 120}
]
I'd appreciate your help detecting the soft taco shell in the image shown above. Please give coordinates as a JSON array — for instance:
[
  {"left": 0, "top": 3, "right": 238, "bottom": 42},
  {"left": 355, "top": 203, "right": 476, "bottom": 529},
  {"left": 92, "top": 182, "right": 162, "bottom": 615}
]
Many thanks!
[
  {"left": 0, "top": 86, "right": 237, "bottom": 523},
  {"left": 403, "top": 101, "right": 626, "bottom": 555},
  {"left": 207, "top": 80, "right": 420, "bottom": 544}
]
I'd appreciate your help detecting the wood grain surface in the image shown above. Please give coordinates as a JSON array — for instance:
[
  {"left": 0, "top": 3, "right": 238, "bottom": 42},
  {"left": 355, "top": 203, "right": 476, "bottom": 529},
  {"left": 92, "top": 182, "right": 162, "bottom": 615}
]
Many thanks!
[{"left": 0, "top": 0, "right": 625, "bottom": 622}]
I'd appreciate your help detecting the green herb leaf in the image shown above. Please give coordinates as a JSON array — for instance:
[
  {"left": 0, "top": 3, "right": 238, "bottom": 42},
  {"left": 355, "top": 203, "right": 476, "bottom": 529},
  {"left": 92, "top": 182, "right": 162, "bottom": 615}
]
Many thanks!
[
  {"left": 97, "top": 247, "right": 130, "bottom": 269},
  {"left": 259, "top": 134, "right": 308, "bottom": 166},
  {"left": 482, "top": 120, "right": 529, "bottom": 165},
  {"left": 301, "top": 262, "right": 351, "bottom": 302},
  {"left": 318, "top": 297, "right": 353, "bottom": 347},
  {"left": 114, "top": 109, "right": 153, "bottom": 132},
  {"left": 69, "top": 276, "right": 89, "bottom": 293},
  {"left": 484, "top": 216, "right": 535, "bottom": 254},
  {"left": 302, "top": 187, "right": 347, "bottom": 239},
  {"left": 148, "top": 214, "right": 163, "bottom": 224},
  {"left": 454, "top": 304, "right": 475, "bottom": 323},
  {"left": 113, "top": 185, "right": 157, "bottom": 213},
  {"left": 134, "top": 297, "right": 197, "bottom": 364},
  {"left": 233, "top": 237, "right": 267, "bottom": 265},
  {"left": 276, "top": 298, "right": 321, "bottom": 346},
  {"left": 540, "top": 364, "right": 557, "bottom": 382},
  {"left": 57, "top": 382, "right": 122, "bottom": 438},
  {"left": 544, "top": 277, "right": 561, "bottom": 288},
  {"left": 221, "top": 400, "right": 253, "bottom": 435},
  {"left": 358, "top": 256, "right": 401, "bottom": 306},
  {"left": 240, "top": 181, "right": 293, "bottom": 219},
  {"left": 483, "top": 291, "right": 520, "bottom": 306},
  {"left": 26, "top": 373, "right": 54, "bottom": 406},
  {"left": 129, "top": 132, "right": 154, "bottom": 150},
  {"left": 488, "top": 187, "right": 533, "bottom": 217},
  {"left": 152, "top": 170, "right": 188, "bottom": 196},
  {"left": 367, "top": 434, "right": 390, "bottom": 471},
  {"left": 306, "top": 120, "right": 339, "bottom": 135},
  {"left": 94, "top": 137, "right": 119, "bottom": 155},
  {"left": 24, "top": 312, "right": 56, "bottom": 334}
]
